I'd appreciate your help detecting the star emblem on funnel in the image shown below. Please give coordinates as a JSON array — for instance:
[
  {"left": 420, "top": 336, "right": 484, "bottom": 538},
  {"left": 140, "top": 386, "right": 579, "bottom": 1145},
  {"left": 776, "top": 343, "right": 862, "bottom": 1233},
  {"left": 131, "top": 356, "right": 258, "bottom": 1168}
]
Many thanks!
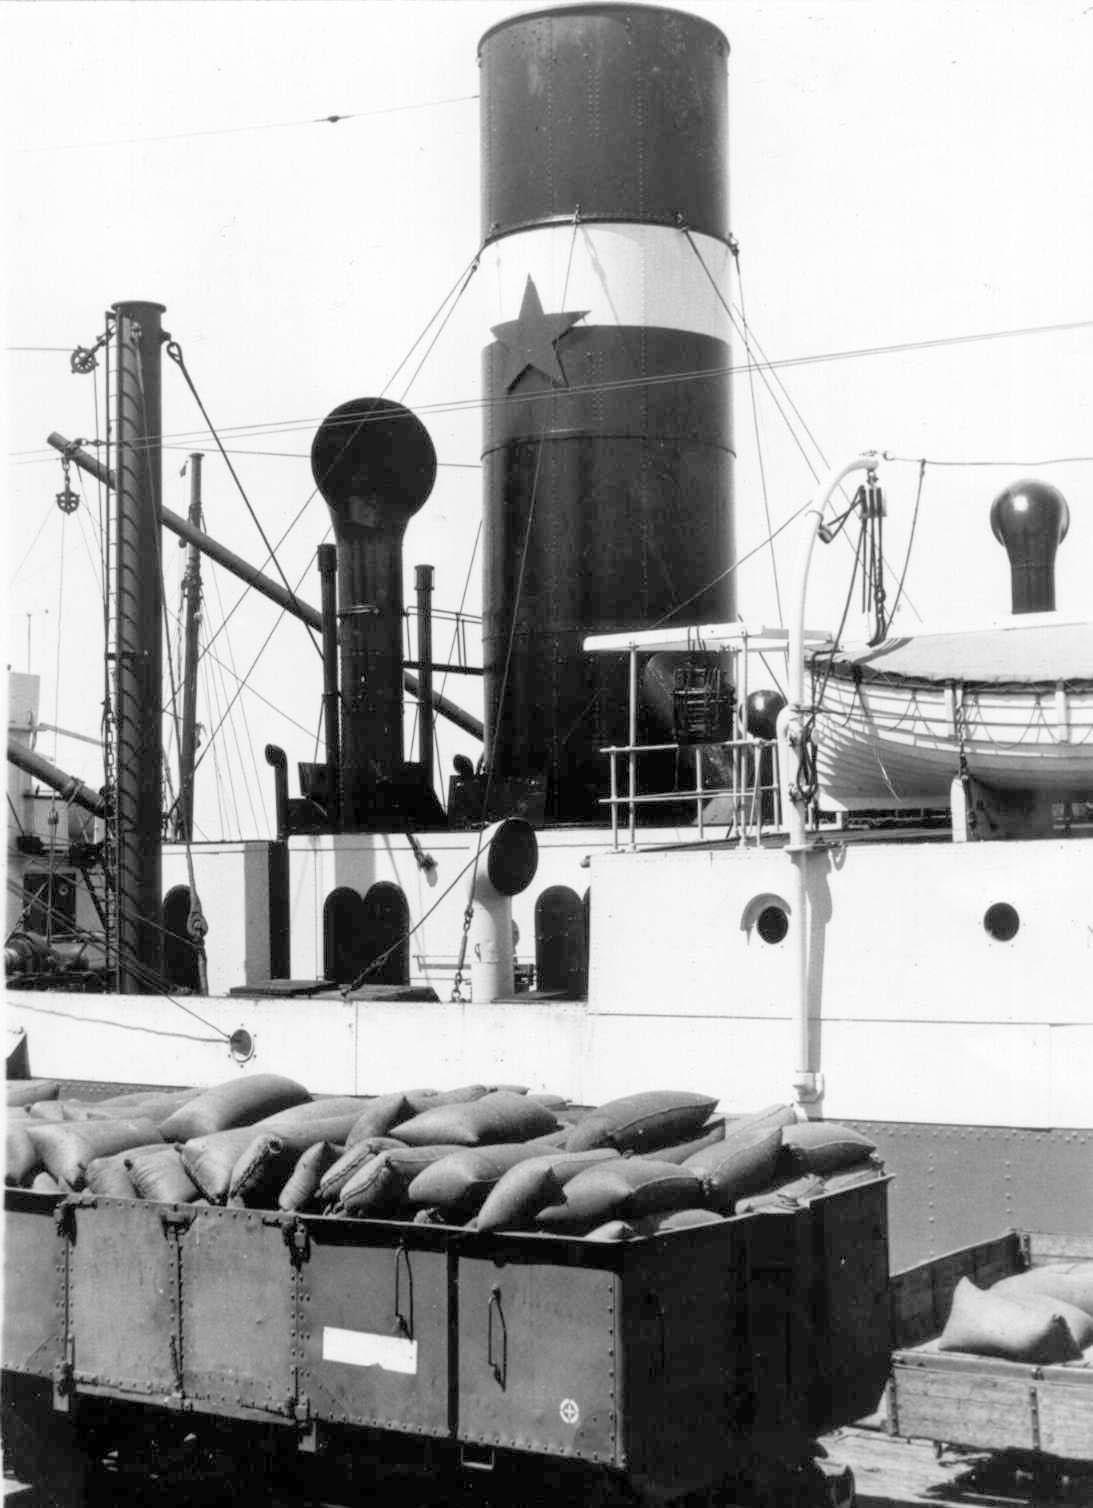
[{"left": 491, "top": 276, "right": 588, "bottom": 390}]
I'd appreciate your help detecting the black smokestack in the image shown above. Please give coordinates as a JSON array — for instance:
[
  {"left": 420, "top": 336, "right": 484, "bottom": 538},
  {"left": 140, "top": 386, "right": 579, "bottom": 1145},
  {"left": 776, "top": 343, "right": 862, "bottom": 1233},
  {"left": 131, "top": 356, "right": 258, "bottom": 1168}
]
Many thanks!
[
  {"left": 310, "top": 398, "right": 436, "bottom": 830},
  {"left": 478, "top": 6, "right": 735, "bottom": 824},
  {"left": 990, "top": 479, "right": 1069, "bottom": 614}
]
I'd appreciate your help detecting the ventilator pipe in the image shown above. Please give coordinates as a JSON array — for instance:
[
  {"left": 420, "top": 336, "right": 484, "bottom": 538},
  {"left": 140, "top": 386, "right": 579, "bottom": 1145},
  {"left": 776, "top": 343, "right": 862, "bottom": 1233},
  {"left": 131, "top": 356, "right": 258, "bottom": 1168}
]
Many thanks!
[
  {"left": 781, "top": 451, "right": 879, "bottom": 1110},
  {"left": 466, "top": 817, "right": 538, "bottom": 1003}
]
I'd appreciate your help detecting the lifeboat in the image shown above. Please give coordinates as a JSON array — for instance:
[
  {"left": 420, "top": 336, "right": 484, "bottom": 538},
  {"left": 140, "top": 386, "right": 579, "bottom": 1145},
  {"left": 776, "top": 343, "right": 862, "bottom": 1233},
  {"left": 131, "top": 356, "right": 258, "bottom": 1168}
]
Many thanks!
[{"left": 810, "top": 615, "right": 1093, "bottom": 809}]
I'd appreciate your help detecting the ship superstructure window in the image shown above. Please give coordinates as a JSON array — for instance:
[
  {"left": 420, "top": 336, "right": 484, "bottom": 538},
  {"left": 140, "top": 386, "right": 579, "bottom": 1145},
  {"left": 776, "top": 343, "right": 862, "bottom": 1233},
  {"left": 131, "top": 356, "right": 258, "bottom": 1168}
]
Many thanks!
[
  {"left": 983, "top": 902, "right": 1020, "bottom": 942},
  {"left": 535, "top": 885, "right": 589, "bottom": 997},
  {"left": 361, "top": 882, "right": 410, "bottom": 986},
  {"left": 323, "top": 886, "right": 367, "bottom": 984},
  {"left": 22, "top": 871, "right": 76, "bottom": 936},
  {"left": 162, "top": 885, "right": 201, "bottom": 991}
]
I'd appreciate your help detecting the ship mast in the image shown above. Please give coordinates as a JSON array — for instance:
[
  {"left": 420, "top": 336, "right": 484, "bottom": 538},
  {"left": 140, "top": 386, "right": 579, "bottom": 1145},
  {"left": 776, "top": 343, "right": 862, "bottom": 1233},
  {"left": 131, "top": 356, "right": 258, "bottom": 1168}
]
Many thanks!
[
  {"left": 175, "top": 452, "right": 203, "bottom": 843},
  {"left": 111, "top": 300, "right": 166, "bottom": 993}
]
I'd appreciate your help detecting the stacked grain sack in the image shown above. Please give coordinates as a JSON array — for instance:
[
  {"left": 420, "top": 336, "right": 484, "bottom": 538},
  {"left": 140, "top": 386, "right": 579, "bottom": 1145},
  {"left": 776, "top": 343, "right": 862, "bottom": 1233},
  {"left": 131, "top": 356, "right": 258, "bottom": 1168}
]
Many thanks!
[
  {"left": 5, "top": 1077, "right": 883, "bottom": 1236},
  {"left": 937, "top": 1266, "right": 1093, "bottom": 1365}
]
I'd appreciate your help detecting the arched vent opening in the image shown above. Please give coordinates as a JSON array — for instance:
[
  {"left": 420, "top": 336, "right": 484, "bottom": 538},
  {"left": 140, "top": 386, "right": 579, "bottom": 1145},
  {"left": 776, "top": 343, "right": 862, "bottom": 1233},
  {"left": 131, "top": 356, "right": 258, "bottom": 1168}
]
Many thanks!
[{"left": 535, "top": 885, "right": 588, "bottom": 998}]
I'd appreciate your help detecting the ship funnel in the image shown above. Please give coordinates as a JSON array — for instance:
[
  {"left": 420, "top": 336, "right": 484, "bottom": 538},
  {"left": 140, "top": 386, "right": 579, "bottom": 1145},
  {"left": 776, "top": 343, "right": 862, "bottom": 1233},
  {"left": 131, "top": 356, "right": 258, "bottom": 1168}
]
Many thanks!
[
  {"left": 311, "top": 397, "right": 437, "bottom": 830},
  {"left": 990, "top": 479, "right": 1069, "bottom": 614}
]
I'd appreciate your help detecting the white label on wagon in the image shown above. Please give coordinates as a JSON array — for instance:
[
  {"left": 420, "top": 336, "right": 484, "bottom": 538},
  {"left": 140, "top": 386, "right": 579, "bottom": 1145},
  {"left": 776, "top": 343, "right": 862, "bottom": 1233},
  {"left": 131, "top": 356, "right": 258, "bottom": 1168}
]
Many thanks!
[{"left": 321, "top": 1326, "right": 418, "bottom": 1374}]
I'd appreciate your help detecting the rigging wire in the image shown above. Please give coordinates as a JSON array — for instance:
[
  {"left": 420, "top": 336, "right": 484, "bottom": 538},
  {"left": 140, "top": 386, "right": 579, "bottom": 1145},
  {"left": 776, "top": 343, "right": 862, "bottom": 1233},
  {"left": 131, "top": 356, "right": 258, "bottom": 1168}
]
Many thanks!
[
  {"left": 10, "top": 509, "right": 53, "bottom": 583},
  {"left": 386, "top": 244, "right": 485, "bottom": 400},
  {"left": 7, "top": 793, "right": 26, "bottom": 835},
  {"left": 734, "top": 249, "right": 782, "bottom": 620},
  {"left": 166, "top": 340, "right": 323, "bottom": 661},
  {"left": 204, "top": 544, "right": 269, "bottom": 833},
  {"left": 14, "top": 314, "right": 1093, "bottom": 467},
  {"left": 51, "top": 514, "right": 68, "bottom": 761},
  {"left": 683, "top": 227, "right": 922, "bottom": 622},
  {"left": 17, "top": 94, "right": 479, "bottom": 153},
  {"left": 883, "top": 452, "right": 1093, "bottom": 468},
  {"left": 887, "top": 460, "right": 927, "bottom": 630},
  {"left": 171, "top": 634, "right": 316, "bottom": 742}
]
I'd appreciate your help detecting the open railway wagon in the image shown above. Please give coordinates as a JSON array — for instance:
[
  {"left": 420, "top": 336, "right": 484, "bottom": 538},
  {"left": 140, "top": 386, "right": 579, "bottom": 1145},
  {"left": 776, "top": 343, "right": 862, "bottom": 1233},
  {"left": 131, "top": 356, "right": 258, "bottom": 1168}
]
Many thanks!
[
  {"left": 3, "top": 1095, "right": 889, "bottom": 1507},
  {"left": 888, "top": 1231, "right": 1093, "bottom": 1479}
]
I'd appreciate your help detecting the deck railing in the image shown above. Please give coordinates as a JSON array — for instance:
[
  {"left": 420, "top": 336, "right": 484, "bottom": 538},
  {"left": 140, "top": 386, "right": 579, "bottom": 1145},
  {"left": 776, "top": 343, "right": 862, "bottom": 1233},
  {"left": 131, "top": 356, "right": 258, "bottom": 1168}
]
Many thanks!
[{"left": 599, "top": 736, "right": 784, "bottom": 850}]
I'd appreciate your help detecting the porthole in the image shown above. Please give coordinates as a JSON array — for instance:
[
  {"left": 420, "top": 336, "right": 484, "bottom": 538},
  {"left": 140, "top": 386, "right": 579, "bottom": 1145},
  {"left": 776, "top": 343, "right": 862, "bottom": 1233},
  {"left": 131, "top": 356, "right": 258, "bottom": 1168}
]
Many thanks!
[
  {"left": 229, "top": 1028, "right": 255, "bottom": 1063},
  {"left": 983, "top": 902, "right": 1019, "bottom": 942},
  {"left": 756, "top": 905, "right": 789, "bottom": 945}
]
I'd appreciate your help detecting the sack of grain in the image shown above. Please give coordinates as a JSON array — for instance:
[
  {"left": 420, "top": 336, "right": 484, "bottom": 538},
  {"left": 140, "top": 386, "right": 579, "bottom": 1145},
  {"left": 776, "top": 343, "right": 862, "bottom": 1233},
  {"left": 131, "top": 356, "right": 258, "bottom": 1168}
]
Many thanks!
[
  {"left": 734, "top": 1173, "right": 825, "bottom": 1214},
  {"left": 228, "top": 1133, "right": 299, "bottom": 1205},
  {"left": 66, "top": 1088, "right": 200, "bottom": 1125},
  {"left": 6, "top": 1079, "right": 60, "bottom": 1108},
  {"left": 780, "top": 1121, "right": 876, "bottom": 1175},
  {"left": 650, "top": 1120, "right": 727, "bottom": 1164},
  {"left": 564, "top": 1091, "right": 719, "bottom": 1155},
  {"left": 583, "top": 1220, "right": 636, "bottom": 1242},
  {"left": 685, "top": 1118, "right": 785, "bottom": 1214},
  {"left": 24, "top": 1118, "right": 162, "bottom": 1190},
  {"left": 402, "top": 1085, "right": 488, "bottom": 1114},
  {"left": 318, "top": 1138, "right": 408, "bottom": 1206},
  {"left": 180, "top": 1127, "right": 265, "bottom": 1202},
  {"left": 473, "top": 1149, "right": 620, "bottom": 1233},
  {"left": 536, "top": 1159, "right": 704, "bottom": 1231},
  {"left": 279, "top": 1141, "right": 341, "bottom": 1212},
  {"left": 343, "top": 1095, "right": 415, "bottom": 1145},
  {"left": 228, "top": 1125, "right": 354, "bottom": 1205},
  {"left": 126, "top": 1148, "right": 200, "bottom": 1204},
  {"left": 405, "top": 1143, "right": 546, "bottom": 1217},
  {"left": 393, "top": 1091, "right": 559, "bottom": 1148},
  {"left": 30, "top": 1171, "right": 64, "bottom": 1194},
  {"left": 993, "top": 1268, "right": 1093, "bottom": 1325},
  {"left": 159, "top": 1074, "right": 310, "bottom": 1141},
  {"left": 253, "top": 1096, "right": 367, "bottom": 1131},
  {"left": 938, "top": 1276, "right": 1081, "bottom": 1363},
  {"left": 6, "top": 1124, "right": 41, "bottom": 1186},
  {"left": 85, "top": 1152, "right": 139, "bottom": 1198},
  {"left": 337, "top": 1145, "right": 464, "bottom": 1217},
  {"left": 25, "top": 1101, "right": 69, "bottom": 1122},
  {"left": 818, "top": 1160, "right": 884, "bottom": 1196},
  {"left": 632, "top": 1208, "right": 728, "bottom": 1235}
]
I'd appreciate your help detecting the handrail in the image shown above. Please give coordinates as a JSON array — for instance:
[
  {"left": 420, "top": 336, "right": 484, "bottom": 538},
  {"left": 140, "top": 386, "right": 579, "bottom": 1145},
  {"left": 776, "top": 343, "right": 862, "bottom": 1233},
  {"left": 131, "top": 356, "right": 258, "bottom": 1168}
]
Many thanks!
[{"left": 598, "top": 736, "right": 783, "bottom": 850}]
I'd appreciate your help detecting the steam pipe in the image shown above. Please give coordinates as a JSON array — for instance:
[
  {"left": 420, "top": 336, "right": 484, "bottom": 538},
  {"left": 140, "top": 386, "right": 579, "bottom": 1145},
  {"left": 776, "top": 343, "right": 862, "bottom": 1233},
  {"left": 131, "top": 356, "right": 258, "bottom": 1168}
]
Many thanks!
[
  {"left": 264, "top": 745, "right": 292, "bottom": 976},
  {"left": 265, "top": 744, "right": 289, "bottom": 841},
  {"left": 7, "top": 740, "right": 106, "bottom": 817},
  {"left": 48, "top": 432, "right": 484, "bottom": 742},
  {"left": 780, "top": 451, "right": 879, "bottom": 1112},
  {"left": 415, "top": 564, "right": 436, "bottom": 794},
  {"left": 317, "top": 545, "right": 341, "bottom": 828}
]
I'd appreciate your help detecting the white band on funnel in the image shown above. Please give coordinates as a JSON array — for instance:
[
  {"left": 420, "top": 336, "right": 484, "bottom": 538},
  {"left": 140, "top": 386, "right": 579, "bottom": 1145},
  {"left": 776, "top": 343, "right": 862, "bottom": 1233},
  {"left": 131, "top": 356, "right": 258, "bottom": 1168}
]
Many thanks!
[{"left": 482, "top": 223, "right": 734, "bottom": 340}]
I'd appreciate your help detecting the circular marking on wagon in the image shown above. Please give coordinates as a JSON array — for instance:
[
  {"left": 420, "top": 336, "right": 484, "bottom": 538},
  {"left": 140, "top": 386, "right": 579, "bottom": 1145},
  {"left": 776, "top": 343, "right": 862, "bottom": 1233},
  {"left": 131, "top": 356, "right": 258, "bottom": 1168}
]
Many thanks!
[{"left": 559, "top": 1397, "right": 580, "bottom": 1426}]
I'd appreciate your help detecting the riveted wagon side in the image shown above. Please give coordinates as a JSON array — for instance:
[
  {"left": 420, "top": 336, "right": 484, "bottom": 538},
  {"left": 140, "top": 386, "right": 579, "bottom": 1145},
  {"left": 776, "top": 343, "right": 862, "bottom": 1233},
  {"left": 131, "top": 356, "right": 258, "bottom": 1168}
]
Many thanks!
[{"left": 3, "top": 1172, "right": 890, "bottom": 1505}]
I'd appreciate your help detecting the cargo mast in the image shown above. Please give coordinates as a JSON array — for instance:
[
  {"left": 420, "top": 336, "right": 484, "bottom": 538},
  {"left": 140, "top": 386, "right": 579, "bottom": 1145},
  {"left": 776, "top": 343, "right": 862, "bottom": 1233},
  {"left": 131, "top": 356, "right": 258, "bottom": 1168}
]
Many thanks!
[{"left": 111, "top": 300, "right": 166, "bottom": 993}]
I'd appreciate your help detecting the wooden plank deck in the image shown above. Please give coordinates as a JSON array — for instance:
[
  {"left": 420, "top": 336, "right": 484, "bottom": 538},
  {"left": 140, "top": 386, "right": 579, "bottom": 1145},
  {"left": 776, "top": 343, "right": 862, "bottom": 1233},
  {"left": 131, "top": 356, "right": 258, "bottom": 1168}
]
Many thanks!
[{"left": 823, "top": 1426, "right": 1093, "bottom": 1508}]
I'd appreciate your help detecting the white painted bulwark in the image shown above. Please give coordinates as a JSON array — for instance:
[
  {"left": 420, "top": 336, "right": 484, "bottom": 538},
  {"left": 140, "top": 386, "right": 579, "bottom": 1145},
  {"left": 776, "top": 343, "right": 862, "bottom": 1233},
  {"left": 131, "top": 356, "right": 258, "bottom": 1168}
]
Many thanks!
[
  {"left": 287, "top": 826, "right": 630, "bottom": 992},
  {"left": 162, "top": 841, "right": 274, "bottom": 994}
]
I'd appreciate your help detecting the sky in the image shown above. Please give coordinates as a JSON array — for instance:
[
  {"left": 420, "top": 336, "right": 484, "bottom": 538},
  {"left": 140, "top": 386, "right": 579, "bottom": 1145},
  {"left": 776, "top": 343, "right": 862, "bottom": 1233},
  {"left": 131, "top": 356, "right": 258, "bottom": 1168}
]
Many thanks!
[{"left": 4, "top": 0, "right": 1092, "bottom": 842}]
